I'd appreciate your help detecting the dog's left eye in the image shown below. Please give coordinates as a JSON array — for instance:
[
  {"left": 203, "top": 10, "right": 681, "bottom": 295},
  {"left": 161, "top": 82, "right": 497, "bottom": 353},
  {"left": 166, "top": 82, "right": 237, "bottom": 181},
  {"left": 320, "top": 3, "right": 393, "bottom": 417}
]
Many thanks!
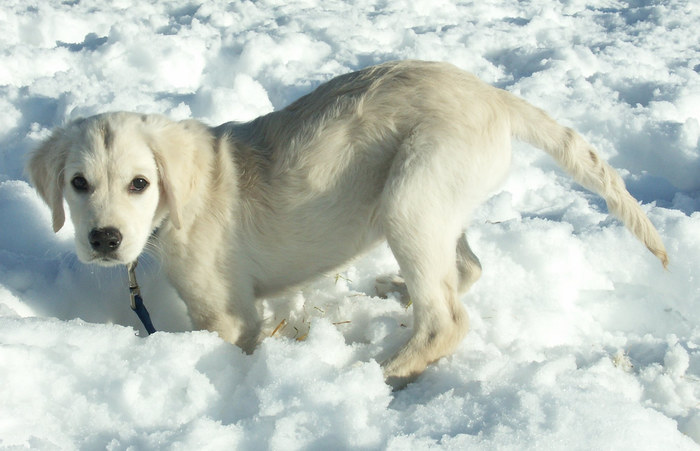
[
  {"left": 71, "top": 175, "right": 89, "bottom": 192},
  {"left": 129, "top": 177, "right": 150, "bottom": 193}
]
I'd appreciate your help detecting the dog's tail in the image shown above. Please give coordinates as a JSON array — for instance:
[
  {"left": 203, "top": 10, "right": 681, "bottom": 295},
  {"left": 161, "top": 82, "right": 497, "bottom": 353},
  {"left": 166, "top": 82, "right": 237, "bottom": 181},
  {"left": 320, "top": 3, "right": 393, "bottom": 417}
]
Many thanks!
[{"left": 502, "top": 91, "right": 669, "bottom": 268}]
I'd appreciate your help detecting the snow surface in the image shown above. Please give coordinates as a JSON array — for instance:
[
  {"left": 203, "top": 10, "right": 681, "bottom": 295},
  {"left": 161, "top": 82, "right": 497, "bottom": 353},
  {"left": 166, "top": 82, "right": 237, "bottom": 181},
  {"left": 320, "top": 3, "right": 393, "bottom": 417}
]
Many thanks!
[{"left": 1, "top": 0, "right": 699, "bottom": 449}]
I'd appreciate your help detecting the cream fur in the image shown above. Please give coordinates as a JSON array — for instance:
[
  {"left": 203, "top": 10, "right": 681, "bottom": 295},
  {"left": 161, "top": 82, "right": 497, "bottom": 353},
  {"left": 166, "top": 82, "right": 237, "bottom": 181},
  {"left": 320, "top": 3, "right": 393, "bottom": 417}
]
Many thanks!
[{"left": 27, "top": 60, "right": 668, "bottom": 387}]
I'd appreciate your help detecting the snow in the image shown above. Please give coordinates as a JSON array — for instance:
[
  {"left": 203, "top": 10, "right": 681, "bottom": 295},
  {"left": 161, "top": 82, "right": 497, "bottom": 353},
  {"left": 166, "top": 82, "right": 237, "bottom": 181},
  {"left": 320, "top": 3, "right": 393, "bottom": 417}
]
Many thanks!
[{"left": 1, "top": 0, "right": 699, "bottom": 448}]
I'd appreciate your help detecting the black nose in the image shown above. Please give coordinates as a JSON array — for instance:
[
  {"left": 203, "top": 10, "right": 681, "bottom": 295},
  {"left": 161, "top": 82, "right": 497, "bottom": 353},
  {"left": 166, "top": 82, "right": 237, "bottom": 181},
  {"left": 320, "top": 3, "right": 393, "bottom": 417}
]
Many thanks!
[{"left": 88, "top": 227, "right": 122, "bottom": 253}]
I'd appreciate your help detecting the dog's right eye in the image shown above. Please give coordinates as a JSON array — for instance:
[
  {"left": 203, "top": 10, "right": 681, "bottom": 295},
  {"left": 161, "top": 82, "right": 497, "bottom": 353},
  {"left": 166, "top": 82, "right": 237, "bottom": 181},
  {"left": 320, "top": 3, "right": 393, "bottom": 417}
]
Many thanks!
[
  {"left": 71, "top": 176, "right": 89, "bottom": 192},
  {"left": 129, "top": 177, "right": 150, "bottom": 193}
]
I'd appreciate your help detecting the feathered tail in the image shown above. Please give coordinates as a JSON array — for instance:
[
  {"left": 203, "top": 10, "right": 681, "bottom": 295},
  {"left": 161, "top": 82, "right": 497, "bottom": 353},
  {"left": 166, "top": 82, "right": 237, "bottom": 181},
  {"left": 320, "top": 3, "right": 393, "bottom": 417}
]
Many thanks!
[{"left": 502, "top": 91, "right": 669, "bottom": 268}]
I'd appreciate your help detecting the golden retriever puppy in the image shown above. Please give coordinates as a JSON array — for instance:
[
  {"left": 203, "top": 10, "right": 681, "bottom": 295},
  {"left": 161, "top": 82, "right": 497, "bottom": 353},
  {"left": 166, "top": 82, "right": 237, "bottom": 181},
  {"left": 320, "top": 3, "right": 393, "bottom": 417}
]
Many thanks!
[{"left": 27, "top": 60, "right": 668, "bottom": 387}]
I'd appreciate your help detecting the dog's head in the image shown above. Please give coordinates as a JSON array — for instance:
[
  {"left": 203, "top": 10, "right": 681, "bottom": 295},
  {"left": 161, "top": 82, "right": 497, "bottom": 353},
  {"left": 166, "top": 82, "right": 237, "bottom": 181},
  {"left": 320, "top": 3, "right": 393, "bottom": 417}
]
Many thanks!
[{"left": 27, "top": 112, "right": 207, "bottom": 266}]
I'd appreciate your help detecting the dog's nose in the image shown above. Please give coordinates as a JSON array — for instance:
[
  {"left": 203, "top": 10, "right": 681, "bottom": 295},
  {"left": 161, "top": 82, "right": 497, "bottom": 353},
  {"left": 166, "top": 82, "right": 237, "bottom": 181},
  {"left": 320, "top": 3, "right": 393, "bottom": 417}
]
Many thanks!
[{"left": 88, "top": 227, "right": 122, "bottom": 253}]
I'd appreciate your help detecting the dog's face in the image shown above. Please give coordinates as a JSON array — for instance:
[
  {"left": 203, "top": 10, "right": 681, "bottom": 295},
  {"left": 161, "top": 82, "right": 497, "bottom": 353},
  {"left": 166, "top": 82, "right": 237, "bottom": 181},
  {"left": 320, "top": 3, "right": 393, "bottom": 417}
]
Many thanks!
[
  {"left": 27, "top": 112, "right": 203, "bottom": 266},
  {"left": 63, "top": 118, "right": 163, "bottom": 265}
]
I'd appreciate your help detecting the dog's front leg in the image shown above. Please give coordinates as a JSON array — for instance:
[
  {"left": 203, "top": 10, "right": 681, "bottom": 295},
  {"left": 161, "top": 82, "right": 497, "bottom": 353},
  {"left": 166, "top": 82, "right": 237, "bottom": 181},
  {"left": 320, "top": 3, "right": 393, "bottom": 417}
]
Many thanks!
[
  {"left": 168, "top": 263, "right": 262, "bottom": 353},
  {"left": 192, "top": 290, "right": 262, "bottom": 354}
]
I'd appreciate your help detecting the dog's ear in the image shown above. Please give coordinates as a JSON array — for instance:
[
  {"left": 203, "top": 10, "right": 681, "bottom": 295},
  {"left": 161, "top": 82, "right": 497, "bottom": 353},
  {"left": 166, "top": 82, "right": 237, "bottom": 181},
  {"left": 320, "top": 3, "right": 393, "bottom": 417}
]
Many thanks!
[
  {"left": 145, "top": 116, "right": 212, "bottom": 230},
  {"left": 26, "top": 128, "right": 72, "bottom": 232}
]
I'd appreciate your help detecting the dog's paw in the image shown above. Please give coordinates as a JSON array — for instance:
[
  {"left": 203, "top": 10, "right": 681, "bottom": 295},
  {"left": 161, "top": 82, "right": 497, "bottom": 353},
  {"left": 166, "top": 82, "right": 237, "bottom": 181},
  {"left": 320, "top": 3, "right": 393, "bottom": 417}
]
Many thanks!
[
  {"left": 384, "top": 374, "right": 417, "bottom": 391},
  {"left": 382, "top": 355, "right": 422, "bottom": 391},
  {"left": 375, "top": 274, "right": 410, "bottom": 304}
]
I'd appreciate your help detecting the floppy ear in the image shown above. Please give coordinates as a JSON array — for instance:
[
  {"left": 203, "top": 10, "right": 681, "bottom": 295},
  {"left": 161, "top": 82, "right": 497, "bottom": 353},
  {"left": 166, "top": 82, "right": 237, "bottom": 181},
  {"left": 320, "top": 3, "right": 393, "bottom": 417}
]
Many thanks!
[
  {"left": 26, "top": 128, "right": 71, "bottom": 232},
  {"left": 145, "top": 116, "right": 212, "bottom": 230}
]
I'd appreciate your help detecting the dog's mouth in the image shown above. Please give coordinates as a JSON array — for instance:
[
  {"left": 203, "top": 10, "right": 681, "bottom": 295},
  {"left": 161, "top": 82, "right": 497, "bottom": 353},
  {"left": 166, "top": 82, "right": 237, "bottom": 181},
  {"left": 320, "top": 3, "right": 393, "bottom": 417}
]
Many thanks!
[
  {"left": 79, "top": 245, "right": 140, "bottom": 267},
  {"left": 77, "top": 242, "right": 130, "bottom": 266},
  {"left": 87, "top": 253, "right": 126, "bottom": 267}
]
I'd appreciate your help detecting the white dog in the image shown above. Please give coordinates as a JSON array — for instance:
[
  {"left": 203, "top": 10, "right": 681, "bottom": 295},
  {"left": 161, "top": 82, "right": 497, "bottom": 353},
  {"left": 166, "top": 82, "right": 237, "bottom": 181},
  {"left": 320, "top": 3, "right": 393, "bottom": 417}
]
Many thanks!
[{"left": 28, "top": 60, "right": 668, "bottom": 386}]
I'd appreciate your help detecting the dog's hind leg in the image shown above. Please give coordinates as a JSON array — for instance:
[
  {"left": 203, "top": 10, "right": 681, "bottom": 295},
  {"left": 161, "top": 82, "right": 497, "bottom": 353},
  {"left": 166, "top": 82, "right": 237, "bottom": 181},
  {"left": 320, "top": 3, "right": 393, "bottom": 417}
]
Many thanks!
[
  {"left": 375, "top": 273, "right": 409, "bottom": 303},
  {"left": 381, "top": 224, "right": 470, "bottom": 388},
  {"left": 456, "top": 233, "right": 482, "bottom": 295},
  {"left": 375, "top": 233, "right": 480, "bottom": 302},
  {"left": 378, "top": 142, "right": 476, "bottom": 388}
]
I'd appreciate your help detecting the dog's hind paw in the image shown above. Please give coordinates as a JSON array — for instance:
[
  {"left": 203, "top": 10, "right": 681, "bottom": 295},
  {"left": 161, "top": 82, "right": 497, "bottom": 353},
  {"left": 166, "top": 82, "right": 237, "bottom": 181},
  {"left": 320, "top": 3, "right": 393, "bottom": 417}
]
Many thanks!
[{"left": 375, "top": 274, "right": 410, "bottom": 304}]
